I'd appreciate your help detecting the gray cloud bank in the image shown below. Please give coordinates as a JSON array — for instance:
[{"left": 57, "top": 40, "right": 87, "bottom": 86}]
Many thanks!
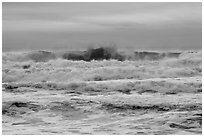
[{"left": 2, "top": 2, "right": 202, "bottom": 51}]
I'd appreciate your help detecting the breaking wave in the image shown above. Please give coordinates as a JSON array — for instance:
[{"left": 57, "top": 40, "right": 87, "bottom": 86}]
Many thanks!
[{"left": 2, "top": 48, "right": 201, "bottom": 62}]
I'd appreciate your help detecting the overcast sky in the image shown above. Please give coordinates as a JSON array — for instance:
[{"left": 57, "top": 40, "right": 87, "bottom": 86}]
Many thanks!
[{"left": 2, "top": 2, "right": 202, "bottom": 51}]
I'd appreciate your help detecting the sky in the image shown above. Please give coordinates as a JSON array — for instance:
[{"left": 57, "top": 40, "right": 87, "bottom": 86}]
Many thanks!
[{"left": 2, "top": 2, "right": 202, "bottom": 52}]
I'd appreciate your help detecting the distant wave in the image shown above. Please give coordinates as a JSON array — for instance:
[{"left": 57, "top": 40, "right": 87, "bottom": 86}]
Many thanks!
[
  {"left": 2, "top": 48, "right": 201, "bottom": 62},
  {"left": 133, "top": 51, "right": 181, "bottom": 60},
  {"left": 2, "top": 50, "right": 56, "bottom": 62}
]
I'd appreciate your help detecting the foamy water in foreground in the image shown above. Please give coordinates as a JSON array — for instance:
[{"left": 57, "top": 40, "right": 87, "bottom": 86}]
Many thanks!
[{"left": 2, "top": 51, "right": 202, "bottom": 134}]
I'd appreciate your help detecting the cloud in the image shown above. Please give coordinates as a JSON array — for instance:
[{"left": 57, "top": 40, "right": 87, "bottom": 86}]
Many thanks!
[
  {"left": 3, "top": 2, "right": 201, "bottom": 32},
  {"left": 3, "top": 20, "right": 111, "bottom": 32},
  {"left": 2, "top": 2, "right": 202, "bottom": 51},
  {"left": 74, "top": 3, "right": 201, "bottom": 28}
]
